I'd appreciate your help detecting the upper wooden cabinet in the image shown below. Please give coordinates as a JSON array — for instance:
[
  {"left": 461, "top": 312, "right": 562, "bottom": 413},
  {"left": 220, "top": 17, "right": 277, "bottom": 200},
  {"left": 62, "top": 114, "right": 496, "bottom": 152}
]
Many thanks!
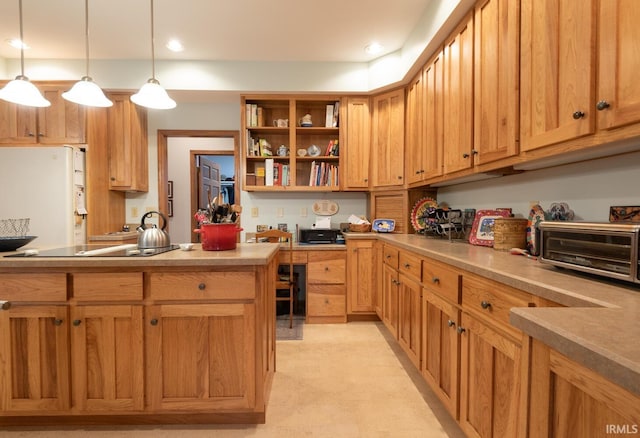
[
  {"left": 473, "top": 0, "right": 520, "bottom": 166},
  {"left": 241, "top": 95, "right": 341, "bottom": 192},
  {"left": 520, "top": 0, "right": 595, "bottom": 151},
  {"left": 371, "top": 89, "right": 405, "bottom": 188},
  {"left": 0, "top": 81, "right": 86, "bottom": 145},
  {"left": 597, "top": 0, "right": 640, "bottom": 131},
  {"left": 405, "top": 70, "right": 425, "bottom": 186},
  {"left": 343, "top": 97, "right": 371, "bottom": 190},
  {"left": 107, "top": 93, "right": 148, "bottom": 192},
  {"left": 442, "top": 13, "right": 474, "bottom": 175}
]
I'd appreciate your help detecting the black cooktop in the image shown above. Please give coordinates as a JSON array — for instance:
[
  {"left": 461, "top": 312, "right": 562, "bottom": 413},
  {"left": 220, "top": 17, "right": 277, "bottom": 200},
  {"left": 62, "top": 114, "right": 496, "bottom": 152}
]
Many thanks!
[{"left": 5, "top": 244, "right": 179, "bottom": 258}]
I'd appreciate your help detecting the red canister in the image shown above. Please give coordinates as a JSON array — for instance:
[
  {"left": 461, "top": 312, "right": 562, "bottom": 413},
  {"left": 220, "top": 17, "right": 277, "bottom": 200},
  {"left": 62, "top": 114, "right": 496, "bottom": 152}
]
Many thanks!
[{"left": 194, "top": 223, "right": 243, "bottom": 251}]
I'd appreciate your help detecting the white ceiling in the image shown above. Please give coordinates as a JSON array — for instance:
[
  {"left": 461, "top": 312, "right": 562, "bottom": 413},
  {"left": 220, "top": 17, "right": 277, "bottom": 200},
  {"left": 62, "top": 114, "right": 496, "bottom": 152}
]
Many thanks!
[{"left": 0, "top": 0, "right": 433, "bottom": 63}]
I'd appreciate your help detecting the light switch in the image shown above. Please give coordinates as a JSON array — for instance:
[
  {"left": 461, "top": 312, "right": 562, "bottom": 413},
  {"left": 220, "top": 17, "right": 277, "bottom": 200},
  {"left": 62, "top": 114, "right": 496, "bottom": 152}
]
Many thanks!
[
  {"left": 251, "top": 207, "right": 259, "bottom": 217},
  {"left": 300, "top": 208, "right": 307, "bottom": 217},
  {"left": 277, "top": 208, "right": 284, "bottom": 217}
]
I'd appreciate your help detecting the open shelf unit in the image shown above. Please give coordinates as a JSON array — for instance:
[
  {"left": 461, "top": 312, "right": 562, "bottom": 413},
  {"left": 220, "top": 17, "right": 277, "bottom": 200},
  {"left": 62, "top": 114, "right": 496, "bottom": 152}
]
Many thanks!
[{"left": 242, "top": 95, "right": 342, "bottom": 191}]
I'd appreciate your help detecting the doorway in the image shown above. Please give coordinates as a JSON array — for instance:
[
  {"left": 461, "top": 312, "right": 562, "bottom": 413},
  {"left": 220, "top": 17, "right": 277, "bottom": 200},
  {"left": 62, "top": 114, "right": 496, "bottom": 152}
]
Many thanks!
[{"left": 157, "top": 130, "right": 240, "bottom": 243}]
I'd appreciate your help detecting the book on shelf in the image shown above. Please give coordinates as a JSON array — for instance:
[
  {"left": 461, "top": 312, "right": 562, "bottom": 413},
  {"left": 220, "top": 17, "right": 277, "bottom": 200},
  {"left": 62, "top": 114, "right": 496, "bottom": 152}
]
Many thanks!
[
  {"left": 265, "top": 158, "right": 274, "bottom": 186},
  {"left": 325, "top": 139, "right": 339, "bottom": 156},
  {"left": 273, "top": 162, "right": 281, "bottom": 186},
  {"left": 325, "top": 104, "right": 334, "bottom": 127},
  {"left": 333, "top": 101, "right": 340, "bottom": 127}
]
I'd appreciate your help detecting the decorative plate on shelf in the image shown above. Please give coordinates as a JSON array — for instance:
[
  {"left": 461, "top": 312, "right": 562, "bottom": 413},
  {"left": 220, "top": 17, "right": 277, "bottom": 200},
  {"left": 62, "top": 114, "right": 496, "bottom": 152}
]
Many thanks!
[
  {"left": 372, "top": 219, "right": 395, "bottom": 233},
  {"left": 410, "top": 197, "right": 438, "bottom": 232},
  {"left": 468, "top": 209, "right": 512, "bottom": 246},
  {"left": 526, "top": 204, "right": 547, "bottom": 255}
]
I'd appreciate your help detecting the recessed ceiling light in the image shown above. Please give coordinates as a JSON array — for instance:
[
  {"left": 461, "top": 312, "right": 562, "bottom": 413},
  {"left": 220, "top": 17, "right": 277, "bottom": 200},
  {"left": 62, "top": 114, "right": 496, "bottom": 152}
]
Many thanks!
[
  {"left": 364, "top": 42, "right": 384, "bottom": 55},
  {"left": 6, "top": 38, "right": 29, "bottom": 50},
  {"left": 166, "top": 39, "right": 184, "bottom": 52}
]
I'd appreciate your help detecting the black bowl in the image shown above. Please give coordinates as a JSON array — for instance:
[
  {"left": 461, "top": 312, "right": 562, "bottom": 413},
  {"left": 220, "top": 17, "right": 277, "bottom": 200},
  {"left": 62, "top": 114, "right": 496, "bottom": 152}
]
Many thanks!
[{"left": 0, "top": 236, "right": 37, "bottom": 252}]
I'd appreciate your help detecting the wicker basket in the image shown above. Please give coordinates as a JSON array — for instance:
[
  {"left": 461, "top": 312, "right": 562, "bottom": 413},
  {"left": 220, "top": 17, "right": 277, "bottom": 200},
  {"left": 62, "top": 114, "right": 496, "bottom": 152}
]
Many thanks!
[
  {"left": 493, "top": 217, "right": 528, "bottom": 250},
  {"left": 349, "top": 223, "right": 371, "bottom": 233}
]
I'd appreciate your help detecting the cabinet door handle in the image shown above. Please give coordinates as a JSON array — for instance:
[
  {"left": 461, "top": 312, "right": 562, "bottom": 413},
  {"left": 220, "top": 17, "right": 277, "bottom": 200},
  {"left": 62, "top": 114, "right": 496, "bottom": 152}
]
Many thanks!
[
  {"left": 385, "top": 254, "right": 391, "bottom": 259},
  {"left": 480, "top": 300, "right": 491, "bottom": 309},
  {"left": 572, "top": 111, "right": 586, "bottom": 119},
  {"left": 462, "top": 153, "right": 470, "bottom": 158},
  {"left": 472, "top": 149, "right": 478, "bottom": 155},
  {"left": 73, "top": 319, "right": 82, "bottom": 326},
  {"left": 54, "top": 318, "right": 63, "bottom": 326},
  {"left": 447, "top": 319, "right": 455, "bottom": 328},
  {"left": 404, "top": 263, "right": 410, "bottom": 268},
  {"left": 596, "top": 100, "right": 610, "bottom": 111},
  {"left": 432, "top": 277, "right": 440, "bottom": 284},
  {"left": 198, "top": 282, "right": 206, "bottom": 290},
  {"left": 150, "top": 318, "right": 158, "bottom": 326},
  {"left": 324, "top": 267, "right": 329, "bottom": 272},
  {"left": 0, "top": 300, "right": 10, "bottom": 310},
  {"left": 457, "top": 326, "right": 466, "bottom": 334}
]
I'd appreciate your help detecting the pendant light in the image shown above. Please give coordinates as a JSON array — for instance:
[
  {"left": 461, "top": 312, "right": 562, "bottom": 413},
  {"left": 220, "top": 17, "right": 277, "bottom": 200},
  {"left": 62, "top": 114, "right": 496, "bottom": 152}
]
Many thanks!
[
  {"left": 0, "top": 0, "right": 50, "bottom": 107},
  {"left": 62, "top": 0, "right": 113, "bottom": 107},
  {"left": 131, "top": 0, "right": 176, "bottom": 110}
]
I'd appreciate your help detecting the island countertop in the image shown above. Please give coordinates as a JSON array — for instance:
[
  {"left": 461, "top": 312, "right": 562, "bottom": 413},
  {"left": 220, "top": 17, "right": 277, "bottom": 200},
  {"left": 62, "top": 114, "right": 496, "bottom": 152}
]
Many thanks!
[
  {"left": 0, "top": 243, "right": 280, "bottom": 270},
  {"left": 370, "top": 233, "right": 640, "bottom": 396}
]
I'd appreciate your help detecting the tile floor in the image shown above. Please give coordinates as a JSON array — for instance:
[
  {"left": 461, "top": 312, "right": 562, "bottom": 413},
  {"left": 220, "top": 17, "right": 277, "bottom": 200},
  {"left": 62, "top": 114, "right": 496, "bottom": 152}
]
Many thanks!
[{"left": 2, "top": 321, "right": 464, "bottom": 438}]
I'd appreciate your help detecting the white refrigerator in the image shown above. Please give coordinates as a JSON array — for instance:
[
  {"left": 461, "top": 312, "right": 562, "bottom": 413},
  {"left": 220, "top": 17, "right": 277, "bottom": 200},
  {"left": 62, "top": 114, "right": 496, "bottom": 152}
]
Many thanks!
[{"left": 0, "top": 145, "right": 87, "bottom": 249}]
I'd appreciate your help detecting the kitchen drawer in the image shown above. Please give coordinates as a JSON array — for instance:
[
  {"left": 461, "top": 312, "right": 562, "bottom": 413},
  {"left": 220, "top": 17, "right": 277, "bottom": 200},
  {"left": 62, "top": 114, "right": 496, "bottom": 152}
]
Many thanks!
[
  {"left": 422, "top": 258, "right": 461, "bottom": 304},
  {"left": 0, "top": 273, "right": 66, "bottom": 302},
  {"left": 72, "top": 272, "right": 143, "bottom": 301},
  {"left": 382, "top": 245, "right": 399, "bottom": 269},
  {"left": 307, "top": 251, "right": 346, "bottom": 284},
  {"left": 279, "top": 250, "right": 307, "bottom": 265},
  {"left": 398, "top": 250, "right": 422, "bottom": 282},
  {"left": 461, "top": 274, "right": 534, "bottom": 339},
  {"left": 307, "top": 284, "right": 346, "bottom": 322},
  {"left": 149, "top": 271, "right": 255, "bottom": 300}
]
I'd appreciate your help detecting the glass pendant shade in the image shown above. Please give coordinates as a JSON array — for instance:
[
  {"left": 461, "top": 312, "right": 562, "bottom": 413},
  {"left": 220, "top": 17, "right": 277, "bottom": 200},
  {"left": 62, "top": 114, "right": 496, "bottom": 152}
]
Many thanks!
[
  {"left": 131, "top": 78, "right": 176, "bottom": 110},
  {"left": 0, "top": 75, "right": 51, "bottom": 107},
  {"left": 62, "top": 76, "right": 113, "bottom": 107}
]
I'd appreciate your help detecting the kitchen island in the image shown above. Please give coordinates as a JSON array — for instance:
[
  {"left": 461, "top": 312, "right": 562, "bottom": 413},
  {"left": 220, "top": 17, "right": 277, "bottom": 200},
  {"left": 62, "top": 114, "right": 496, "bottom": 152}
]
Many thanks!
[{"left": 0, "top": 243, "right": 279, "bottom": 426}]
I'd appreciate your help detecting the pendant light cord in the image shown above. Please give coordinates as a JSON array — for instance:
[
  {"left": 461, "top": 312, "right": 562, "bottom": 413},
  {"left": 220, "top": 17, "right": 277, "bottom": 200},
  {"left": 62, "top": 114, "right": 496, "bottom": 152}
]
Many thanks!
[
  {"left": 84, "top": 0, "right": 90, "bottom": 77},
  {"left": 150, "top": 0, "right": 156, "bottom": 79},
  {"left": 18, "top": 0, "right": 25, "bottom": 77}
]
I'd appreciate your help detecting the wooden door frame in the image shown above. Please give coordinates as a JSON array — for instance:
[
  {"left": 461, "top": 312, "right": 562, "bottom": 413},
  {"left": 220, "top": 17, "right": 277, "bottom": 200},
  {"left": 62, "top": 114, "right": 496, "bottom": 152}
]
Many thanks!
[{"left": 157, "top": 130, "right": 240, "bottom": 238}]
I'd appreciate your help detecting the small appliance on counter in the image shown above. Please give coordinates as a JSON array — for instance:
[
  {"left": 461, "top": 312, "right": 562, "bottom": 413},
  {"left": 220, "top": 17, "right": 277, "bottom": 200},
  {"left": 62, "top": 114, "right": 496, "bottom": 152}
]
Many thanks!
[
  {"left": 299, "top": 228, "right": 343, "bottom": 244},
  {"left": 538, "top": 221, "right": 640, "bottom": 284}
]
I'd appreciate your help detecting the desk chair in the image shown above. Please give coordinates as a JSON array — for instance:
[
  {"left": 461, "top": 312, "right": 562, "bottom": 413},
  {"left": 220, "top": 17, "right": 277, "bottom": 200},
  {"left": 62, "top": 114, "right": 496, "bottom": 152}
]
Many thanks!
[{"left": 256, "top": 229, "right": 297, "bottom": 328}]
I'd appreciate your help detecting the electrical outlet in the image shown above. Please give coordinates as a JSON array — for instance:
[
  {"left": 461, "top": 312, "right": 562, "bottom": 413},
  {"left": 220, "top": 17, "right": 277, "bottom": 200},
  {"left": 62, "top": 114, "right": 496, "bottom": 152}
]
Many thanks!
[
  {"left": 131, "top": 207, "right": 139, "bottom": 218},
  {"left": 277, "top": 208, "right": 284, "bottom": 217},
  {"left": 251, "top": 207, "right": 259, "bottom": 217},
  {"left": 300, "top": 207, "right": 307, "bottom": 217}
]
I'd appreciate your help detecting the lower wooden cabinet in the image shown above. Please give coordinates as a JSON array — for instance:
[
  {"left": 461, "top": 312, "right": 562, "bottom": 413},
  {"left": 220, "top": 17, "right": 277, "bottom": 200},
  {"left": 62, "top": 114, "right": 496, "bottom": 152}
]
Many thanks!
[
  {"left": 421, "top": 289, "right": 460, "bottom": 419},
  {"left": 381, "top": 262, "right": 399, "bottom": 338},
  {"left": 458, "top": 311, "right": 523, "bottom": 438},
  {"left": 70, "top": 305, "right": 144, "bottom": 411},
  {"left": 0, "top": 304, "right": 70, "bottom": 412},
  {"left": 346, "top": 239, "right": 377, "bottom": 315},
  {"left": 527, "top": 339, "right": 640, "bottom": 438},
  {"left": 145, "top": 302, "right": 256, "bottom": 411},
  {"left": 397, "top": 272, "right": 421, "bottom": 368}
]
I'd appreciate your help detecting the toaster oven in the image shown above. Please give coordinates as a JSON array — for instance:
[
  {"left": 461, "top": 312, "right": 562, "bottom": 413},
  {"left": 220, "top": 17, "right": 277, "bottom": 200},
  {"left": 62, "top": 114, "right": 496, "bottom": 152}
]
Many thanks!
[{"left": 538, "top": 221, "right": 640, "bottom": 284}]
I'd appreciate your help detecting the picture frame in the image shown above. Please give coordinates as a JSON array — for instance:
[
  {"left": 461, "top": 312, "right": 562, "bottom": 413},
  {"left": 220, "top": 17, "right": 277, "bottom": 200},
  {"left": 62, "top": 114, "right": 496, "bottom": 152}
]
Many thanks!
[
  {"left": 468, "top": 209, "right": 512, "bottom": 246},
  {"left": 167, "top": 180, "right": 173, "bottom": 199},
  {"left": 167, "top": 199, "right": 173, "bottom": 217}
]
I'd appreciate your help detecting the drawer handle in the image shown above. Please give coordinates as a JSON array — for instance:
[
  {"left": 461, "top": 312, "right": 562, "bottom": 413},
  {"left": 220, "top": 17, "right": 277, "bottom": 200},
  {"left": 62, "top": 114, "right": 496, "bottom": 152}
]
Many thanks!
[
  {"left": 324, "top": 299, "right": 329, "bottom": 304},
  {"left": 54, "top": 318, "right": 63, "bottom": 326},
  {"left": 432, "top": 277, "right": 440, "bottom": 284},
  {"left": 447, "top": 319, "right": 455, "bottom": 328},
  {"left": 385, "top": 254, "right": 391, "bottom": 259},
  {"left": 73, "top": 319, "right": 82, "bottom": 327},
  {"left": 480, "top": 300, "right": 491, "bottom": 310},
  {"left": 596, "top": 100, "right": 610, "bottom": 111},
  {"left": 0, "top": 300, "right": 10, "bottom": 310},
  {"left": 198, "top": 283, "right": 206, "bottom": 290},
  {"left": 150, "top": 319, "right": 159, "bottom": 326},
  {"left": 404, "top": 263, "right": 411, "bottom": 268},
  {"left": 325, "top": 267, "right": 329, "bottom": 272},
  {"left": 457, "top": 326, "right": 466, "bottom": 334},
  {"left": 572, "top": 110, "right": 585, "bottom": 119}
]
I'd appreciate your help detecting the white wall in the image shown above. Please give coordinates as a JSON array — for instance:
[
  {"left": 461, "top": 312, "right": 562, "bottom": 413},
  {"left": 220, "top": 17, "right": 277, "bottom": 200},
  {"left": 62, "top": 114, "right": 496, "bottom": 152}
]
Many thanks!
[{"left": 437, "top": 150, "right": 640, "bottom": 221}]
